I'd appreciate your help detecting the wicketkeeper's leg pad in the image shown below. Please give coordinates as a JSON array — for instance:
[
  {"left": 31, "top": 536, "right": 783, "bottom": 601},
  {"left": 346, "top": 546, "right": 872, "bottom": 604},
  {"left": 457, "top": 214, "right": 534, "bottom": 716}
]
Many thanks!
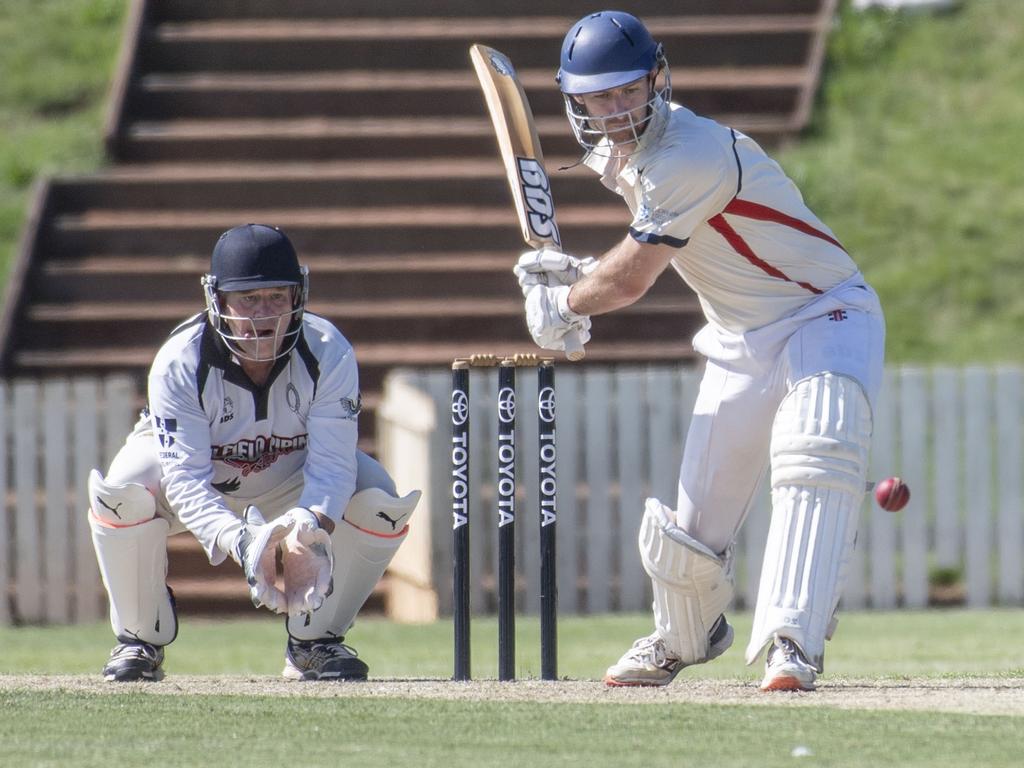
[
  {"left": 287, "top": 485, "right": 421, "bottom": 641},
  {"left": 640, "top": 498, "right": 734, "bottom": 665},
  {"left": 745, "top": 373, "right": 873, "bottom": 671},
  {"left": 89, "top": 512, "right": 177, "bottom": 646},
  {"left": 88, "top": 469, "right": 157, "bottom": 526}
]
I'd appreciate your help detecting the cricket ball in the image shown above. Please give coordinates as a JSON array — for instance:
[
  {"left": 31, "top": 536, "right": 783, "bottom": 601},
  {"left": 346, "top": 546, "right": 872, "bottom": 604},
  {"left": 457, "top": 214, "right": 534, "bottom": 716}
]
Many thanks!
[{"left": 874, "top": 476, "right": 910, "bottom": 512}]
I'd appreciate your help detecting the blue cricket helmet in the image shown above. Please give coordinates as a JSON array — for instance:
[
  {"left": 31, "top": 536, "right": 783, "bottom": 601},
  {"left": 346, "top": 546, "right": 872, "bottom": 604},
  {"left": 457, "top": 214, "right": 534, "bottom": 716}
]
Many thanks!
[{"left": 556, "top": 11, "right": 663, "bottom": 95}]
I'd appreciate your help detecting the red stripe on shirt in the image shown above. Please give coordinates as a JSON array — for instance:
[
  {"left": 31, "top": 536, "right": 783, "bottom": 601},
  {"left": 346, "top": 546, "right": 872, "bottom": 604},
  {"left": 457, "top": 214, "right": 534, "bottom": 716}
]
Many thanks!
[
  {"left": 723, "top": 198, "right": 847, "bottom": 252},
  {"left": 707, "top": 213, "right": 824, "bottom": 295}
]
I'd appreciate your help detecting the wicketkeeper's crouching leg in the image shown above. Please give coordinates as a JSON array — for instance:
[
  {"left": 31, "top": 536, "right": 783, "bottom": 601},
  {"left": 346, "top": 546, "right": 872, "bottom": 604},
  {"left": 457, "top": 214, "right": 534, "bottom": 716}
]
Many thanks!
[
  {"left": 282, "top": 456, "right": 420, "bottom": 681},
  {"left": 89, "top": 443, "right": 420, "bottom": 682},
  {"left": 88, "top": 444, "right": 177, "bottom": 682}
]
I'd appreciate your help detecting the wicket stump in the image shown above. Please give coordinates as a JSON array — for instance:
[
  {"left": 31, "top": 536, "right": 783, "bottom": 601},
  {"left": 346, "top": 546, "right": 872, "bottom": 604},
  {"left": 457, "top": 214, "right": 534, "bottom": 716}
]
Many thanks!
[{"left": 451, "top": 354, "right": 559, "bottom": 681}]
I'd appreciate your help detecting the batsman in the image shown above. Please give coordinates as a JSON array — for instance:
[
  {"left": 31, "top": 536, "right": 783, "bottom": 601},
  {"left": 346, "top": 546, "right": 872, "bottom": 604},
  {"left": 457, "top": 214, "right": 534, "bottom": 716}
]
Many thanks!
[
  {"left": 88, "top": 224, "right": 420, "bottom": 682},
  {"left": 516, "top": 11, "right": 886, "bottom": 690}
]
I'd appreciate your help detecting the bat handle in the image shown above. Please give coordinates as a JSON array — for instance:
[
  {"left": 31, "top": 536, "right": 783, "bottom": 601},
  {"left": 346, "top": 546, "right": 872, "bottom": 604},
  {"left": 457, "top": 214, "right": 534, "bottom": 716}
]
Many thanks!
[{"left": 563, "top": 330, "right": 586, "bottom": 361}]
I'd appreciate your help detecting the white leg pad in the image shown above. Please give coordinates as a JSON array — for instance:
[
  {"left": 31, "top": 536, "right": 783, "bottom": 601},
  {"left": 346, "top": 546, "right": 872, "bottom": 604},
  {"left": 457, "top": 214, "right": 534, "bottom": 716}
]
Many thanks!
[
  {"left": 89, "top": 514, "right": 177, "bottom": 646},
  {"left": 287, "top": 487, "right": 421, "bottom": 640},
  {"left": 639, "top": 498, "right": 734, "bottom": 664},
  {"left": 88, "top": 469, "right": 157, "bottom": 526},
  {"left": 745, "top": 373, "right": 873, "bottom": 670}
]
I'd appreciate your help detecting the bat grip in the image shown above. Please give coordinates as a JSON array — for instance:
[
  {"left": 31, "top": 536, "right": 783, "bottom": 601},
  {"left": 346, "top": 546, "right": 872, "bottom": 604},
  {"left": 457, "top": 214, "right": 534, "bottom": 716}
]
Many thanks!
[{"left": 563, "top": 330, "right": 586, "bottom": 361}]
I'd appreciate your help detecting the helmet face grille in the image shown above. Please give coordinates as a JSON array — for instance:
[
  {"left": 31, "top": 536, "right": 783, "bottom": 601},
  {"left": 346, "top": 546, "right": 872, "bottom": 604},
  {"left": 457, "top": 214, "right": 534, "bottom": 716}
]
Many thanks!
[{"left": 562, "top": 65, "right": 672, "bottom": 157}]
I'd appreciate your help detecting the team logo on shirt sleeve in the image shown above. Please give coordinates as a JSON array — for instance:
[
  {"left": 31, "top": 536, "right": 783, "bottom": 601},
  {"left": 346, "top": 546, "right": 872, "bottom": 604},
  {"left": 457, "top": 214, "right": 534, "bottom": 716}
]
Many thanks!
[
  {"left": 637, "top": 200, "right": 680, "bottom": 228},
  {"left": 153, "top": 415, "right": 181, "bottom": 460},
  {"left": 340, "top": 393, "right": 362, "bottom": 421},
  {"left": 153, "top": 415, "right": 177, "bottom": 447}
]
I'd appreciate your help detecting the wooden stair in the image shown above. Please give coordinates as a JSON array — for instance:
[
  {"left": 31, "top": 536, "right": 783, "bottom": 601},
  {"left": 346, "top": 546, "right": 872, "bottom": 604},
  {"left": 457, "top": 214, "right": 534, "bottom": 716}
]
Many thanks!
[{"left": 0, "top": 0, "right": 837, "bottom": 617}]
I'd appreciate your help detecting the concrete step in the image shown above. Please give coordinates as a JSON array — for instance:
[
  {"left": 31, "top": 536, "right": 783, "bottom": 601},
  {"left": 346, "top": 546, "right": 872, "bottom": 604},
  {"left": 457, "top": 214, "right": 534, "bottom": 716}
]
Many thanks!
[
  {"left": 37, "top": 249, "right": 691, "bottom": 303},
  {"left": 139, "top": 16, "right": 820, "bottom": 73},
  {"left": 131, "top": 66, "right": 805, "bottom": 121},
  {"left": 38, "top": 253, "right": 523, "bottom": 302},
  {"left": 49, "top": 159, "right": 607, "bottom": 210},
  {"left": 20, "top": 293, "right": 699, "bottom": 349},
  {"left": 43, "top": 204, "right": 632, "bottom": 255},
  {"left": 152, "top": 1, "right": 826, "bottom": 23},
  {"left": 117, "top": 113, "right": 798, "bottom": 161}
]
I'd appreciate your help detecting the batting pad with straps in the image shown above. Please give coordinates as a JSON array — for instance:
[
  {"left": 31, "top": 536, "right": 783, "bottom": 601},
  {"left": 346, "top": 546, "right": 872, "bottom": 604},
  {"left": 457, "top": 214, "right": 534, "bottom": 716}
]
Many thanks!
[
  {"left": 287, "top": 486, "right": 421, "bottom": 641},
  {"left": 745, "top": 373, "right": 873, "bottom": 671},
  {"left": 89, "top": 513, "right": 178, "bottom": 646},
  {"left": 639, "top": 498, "right": 734, "bottom": 665}
]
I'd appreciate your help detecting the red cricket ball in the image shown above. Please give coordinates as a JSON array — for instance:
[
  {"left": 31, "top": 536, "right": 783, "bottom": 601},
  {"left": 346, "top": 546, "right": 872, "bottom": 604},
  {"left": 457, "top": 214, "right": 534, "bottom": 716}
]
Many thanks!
[{"left": 874, "top": 476, "right": 910, "bottom": 512}]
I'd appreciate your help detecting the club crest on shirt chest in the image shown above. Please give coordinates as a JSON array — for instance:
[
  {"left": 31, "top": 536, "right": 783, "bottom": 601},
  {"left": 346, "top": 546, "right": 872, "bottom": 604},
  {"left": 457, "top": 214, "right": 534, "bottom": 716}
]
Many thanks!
[{"left": 219, "top": 396, "right": 234, "bottom": 424}]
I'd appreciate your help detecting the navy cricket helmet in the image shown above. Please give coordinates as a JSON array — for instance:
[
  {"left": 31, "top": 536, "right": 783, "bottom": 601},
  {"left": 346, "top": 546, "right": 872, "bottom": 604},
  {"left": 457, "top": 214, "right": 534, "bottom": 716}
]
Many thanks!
[
  {"left": 202, "top": 224, "right": 310, "bottom": 362},
  {"left": 555, "top": 11, "right": 671, "bottom": 154}
]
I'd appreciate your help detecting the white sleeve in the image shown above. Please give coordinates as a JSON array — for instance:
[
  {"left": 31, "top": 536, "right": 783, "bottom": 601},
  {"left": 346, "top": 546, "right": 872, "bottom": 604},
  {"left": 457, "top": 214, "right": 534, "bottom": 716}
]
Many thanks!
[
  {"left": 149, "top": 361, "right": 238, "bottom": 565},
  {"left": 297, "top": 343, "right": 359, "bottom": 523},
  {"left": 629, "top": 137, "right": 737, "bottom": 247}
]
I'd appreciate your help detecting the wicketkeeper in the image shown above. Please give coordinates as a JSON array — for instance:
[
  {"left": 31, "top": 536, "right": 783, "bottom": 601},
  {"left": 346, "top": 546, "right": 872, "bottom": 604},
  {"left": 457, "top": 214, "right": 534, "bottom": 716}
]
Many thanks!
[
  {"left": 516, "top": 11, "right": 886, "bottom": 691},
  {"left": 88, "top": 224, "right": 420, "bottom": 682}
]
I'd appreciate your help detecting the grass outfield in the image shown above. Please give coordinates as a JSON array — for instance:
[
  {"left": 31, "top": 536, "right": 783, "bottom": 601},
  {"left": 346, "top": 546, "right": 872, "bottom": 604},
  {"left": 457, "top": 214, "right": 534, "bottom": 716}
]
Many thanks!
[{"left": 2, "top": 610, "right": 1023, "bottom": 767}]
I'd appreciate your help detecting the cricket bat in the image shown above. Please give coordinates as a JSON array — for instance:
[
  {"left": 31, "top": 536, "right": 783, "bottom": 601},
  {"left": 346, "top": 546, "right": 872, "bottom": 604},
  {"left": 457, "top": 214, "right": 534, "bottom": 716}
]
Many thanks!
[{"left": 470, "top": 43, "right": 586, "bottom": 361}]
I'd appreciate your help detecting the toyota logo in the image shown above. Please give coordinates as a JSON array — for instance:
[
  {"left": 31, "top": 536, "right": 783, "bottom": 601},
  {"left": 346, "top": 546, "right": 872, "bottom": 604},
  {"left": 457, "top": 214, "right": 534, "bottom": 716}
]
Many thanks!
[
  {"left": 538, "top": 386, "right": 555, "bottom": 423},
  {"left": 498, "top": 387, "right": 516, "bottom": 424},
  {"left": 451, "top": 390, "right": 468, "bottom": 426}
]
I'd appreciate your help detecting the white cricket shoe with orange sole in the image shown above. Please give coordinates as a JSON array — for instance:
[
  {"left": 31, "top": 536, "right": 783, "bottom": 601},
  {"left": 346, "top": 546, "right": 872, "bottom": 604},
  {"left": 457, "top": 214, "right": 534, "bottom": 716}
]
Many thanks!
[
  {"left": 604, "top": 616, "right": 733, "bottom": 687},
  {"left": 760, "top": 637, "right": 817, "bottom": 691}
]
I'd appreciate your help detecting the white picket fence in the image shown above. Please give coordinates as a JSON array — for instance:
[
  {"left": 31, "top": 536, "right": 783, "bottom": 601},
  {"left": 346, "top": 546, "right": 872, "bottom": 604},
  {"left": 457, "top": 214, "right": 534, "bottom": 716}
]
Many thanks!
[
  {"left": 0, "top": 376, "right": 137, "bottom": 626},
  {"left": 380, "top": 364, "right": 1024, "bottom": 617},
  {"left": 3, "top": 366, "right": 1022, "bottom": 627}
]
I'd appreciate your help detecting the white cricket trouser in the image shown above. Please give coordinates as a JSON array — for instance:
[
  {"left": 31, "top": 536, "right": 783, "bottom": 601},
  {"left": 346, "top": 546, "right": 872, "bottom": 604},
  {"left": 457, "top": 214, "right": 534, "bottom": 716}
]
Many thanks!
[
  {"left": 675, "top": 277, "right": 885, "bottom": 553},
  {"left": 105, "top": 419, "right": 306, "bottom": 536}
]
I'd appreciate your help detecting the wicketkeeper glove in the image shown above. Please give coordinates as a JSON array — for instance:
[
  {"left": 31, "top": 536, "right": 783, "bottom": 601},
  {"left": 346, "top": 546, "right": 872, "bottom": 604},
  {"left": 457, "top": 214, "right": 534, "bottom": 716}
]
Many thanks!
[
  {"left": 225, "top": 505, "right": 293, "bottom": 614},
  {"left": 280, "top": 507, "right": 335, "bottom": 617}
]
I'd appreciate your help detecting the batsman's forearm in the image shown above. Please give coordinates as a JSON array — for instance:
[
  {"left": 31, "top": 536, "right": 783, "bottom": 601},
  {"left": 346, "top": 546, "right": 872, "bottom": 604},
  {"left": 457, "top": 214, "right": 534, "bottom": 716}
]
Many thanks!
[
  {"left": 567, "top": 233, "right": 675, "bottom": 315},
  {"left": 566, "top": 277, "right": 644, "bottom": 316}
]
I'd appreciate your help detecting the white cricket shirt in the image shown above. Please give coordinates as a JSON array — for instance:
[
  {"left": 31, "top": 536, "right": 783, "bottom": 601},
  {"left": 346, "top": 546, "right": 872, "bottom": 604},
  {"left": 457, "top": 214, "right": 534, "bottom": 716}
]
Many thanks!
[
  {"left": 147, "top": 312, "right": 360, "bottom": 563},
  {"left": 585, "top": 100, "right": 860, "bottom": 334}
]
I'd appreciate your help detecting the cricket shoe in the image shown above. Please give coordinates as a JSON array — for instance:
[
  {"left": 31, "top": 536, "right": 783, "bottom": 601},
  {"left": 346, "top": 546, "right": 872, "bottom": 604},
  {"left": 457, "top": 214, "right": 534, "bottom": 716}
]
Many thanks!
[
  {"left": 604, "top": 615, "right": 734, "bottom": 687},
  {"left": 102, "top": 641, "right": 165, "bottom": 682},
  {"left": 283, "top": 637, "right": 369, "bottom": 681},
  {"left": 760, "top": 637, "right": 817, "bottom": 691}
]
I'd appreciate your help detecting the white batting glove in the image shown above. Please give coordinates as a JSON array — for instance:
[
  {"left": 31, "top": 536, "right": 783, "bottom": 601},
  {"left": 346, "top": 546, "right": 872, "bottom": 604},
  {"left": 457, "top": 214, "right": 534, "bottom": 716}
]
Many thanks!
[
  {"left": 223, "top": 505, "right": 294, "bottom": 615},
  {"left": 280, "top": 507, "right": 334, "bottom": 617},
  {"left": 514, "top": 248, "right": 598, "bottom": 295},
  {"left": 524, "top": 283, "right": 592, "bottom": 351}
]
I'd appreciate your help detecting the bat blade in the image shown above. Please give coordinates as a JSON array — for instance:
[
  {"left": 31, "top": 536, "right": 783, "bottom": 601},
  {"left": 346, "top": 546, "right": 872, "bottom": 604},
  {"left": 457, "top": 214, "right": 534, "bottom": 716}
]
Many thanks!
[{"left": 470, "top": 43, "right": 584, "bottom": 361}]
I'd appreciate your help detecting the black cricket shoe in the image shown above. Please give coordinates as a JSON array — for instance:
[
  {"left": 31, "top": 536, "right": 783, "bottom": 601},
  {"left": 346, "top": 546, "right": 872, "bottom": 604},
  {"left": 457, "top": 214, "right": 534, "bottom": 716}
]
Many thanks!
[
  {"left": 102, "top": 641, "right": 165, "bottom": 682},
  {"left": 283, "top": 637, "right": 368, "bottom": 681}
]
